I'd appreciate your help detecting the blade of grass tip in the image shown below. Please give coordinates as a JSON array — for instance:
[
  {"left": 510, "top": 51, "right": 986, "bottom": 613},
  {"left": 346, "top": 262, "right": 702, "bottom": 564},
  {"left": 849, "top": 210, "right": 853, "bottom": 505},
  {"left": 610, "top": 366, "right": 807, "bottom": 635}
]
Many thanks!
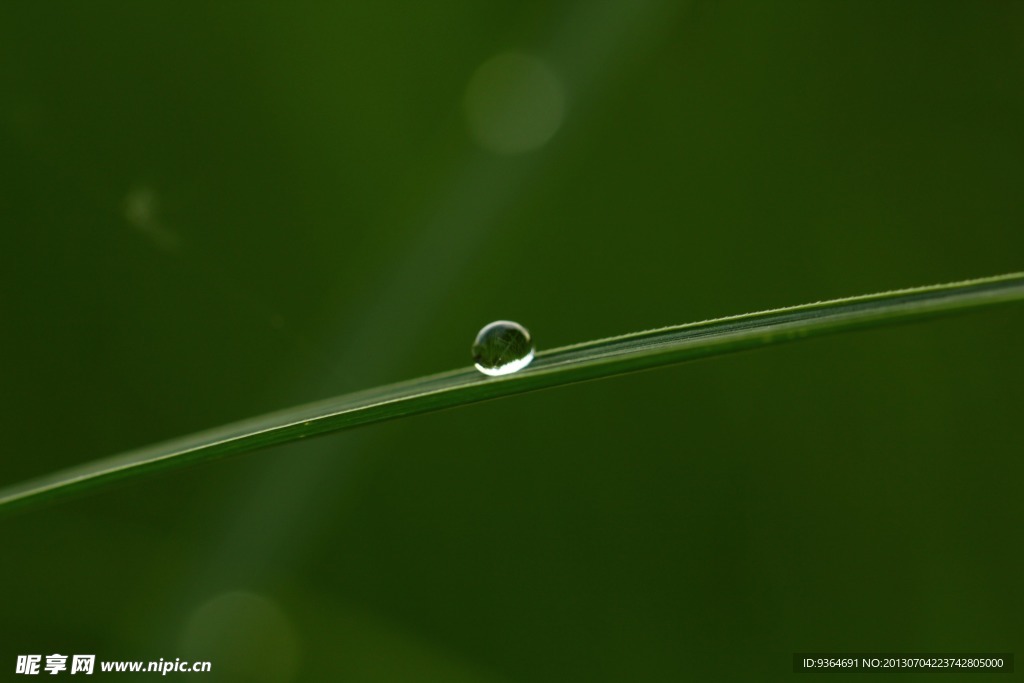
[{"left": 2, "top": 272, "right": 1023, "bottom": 516}]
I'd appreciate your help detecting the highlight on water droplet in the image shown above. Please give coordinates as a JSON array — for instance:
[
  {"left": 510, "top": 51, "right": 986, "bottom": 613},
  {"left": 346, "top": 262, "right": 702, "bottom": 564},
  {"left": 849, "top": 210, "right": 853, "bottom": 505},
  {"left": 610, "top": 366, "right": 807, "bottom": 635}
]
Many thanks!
[{"left": 472, "top": 320, "right": 535, "bottom": 376}]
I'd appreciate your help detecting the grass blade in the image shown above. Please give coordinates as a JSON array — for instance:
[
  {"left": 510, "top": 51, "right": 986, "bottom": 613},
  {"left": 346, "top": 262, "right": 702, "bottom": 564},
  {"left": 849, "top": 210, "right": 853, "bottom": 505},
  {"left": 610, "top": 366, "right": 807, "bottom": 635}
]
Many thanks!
[{"left": 3, "top": 272, "right": 1023, "bottom": 515}]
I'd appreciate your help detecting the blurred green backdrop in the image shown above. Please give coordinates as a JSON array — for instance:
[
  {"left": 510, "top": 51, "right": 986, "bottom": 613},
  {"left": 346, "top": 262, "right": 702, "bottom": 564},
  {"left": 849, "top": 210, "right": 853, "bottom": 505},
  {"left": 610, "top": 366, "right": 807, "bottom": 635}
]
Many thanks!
[{"left": 2, "top": 1, "right": 1022, "bottom": 681}]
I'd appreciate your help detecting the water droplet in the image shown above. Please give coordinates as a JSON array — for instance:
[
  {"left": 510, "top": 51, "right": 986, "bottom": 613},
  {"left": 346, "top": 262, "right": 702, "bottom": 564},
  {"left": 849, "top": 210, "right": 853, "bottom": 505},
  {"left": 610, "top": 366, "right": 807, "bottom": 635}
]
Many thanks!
[{"left": 472, "top": 320, "right": 535, "bottom": 376}]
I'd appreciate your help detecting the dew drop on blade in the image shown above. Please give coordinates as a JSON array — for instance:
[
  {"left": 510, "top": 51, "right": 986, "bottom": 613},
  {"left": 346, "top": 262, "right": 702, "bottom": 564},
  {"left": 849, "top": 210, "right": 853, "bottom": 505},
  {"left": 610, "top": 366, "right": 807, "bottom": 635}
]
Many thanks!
[{"left": 472, "top": 320, "right": 535, "bottom": 376}]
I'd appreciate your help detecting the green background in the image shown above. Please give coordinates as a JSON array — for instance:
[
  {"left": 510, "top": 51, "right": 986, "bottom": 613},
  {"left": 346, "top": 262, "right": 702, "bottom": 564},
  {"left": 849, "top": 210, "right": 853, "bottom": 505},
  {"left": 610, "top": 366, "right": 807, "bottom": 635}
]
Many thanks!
[{"left": 2, "top": 1, "right": 1022, "bottom": 680}]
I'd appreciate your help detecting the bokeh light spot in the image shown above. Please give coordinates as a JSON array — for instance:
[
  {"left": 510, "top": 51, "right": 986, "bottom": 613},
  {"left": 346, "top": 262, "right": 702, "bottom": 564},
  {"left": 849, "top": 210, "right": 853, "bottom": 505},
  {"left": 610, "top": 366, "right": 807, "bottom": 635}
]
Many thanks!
[
  {"left": 179, "top": 591, "right": 299, "bottom": 683},
  {"left": 463, "top": 52, "right": 566, "bottom": 155}
]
